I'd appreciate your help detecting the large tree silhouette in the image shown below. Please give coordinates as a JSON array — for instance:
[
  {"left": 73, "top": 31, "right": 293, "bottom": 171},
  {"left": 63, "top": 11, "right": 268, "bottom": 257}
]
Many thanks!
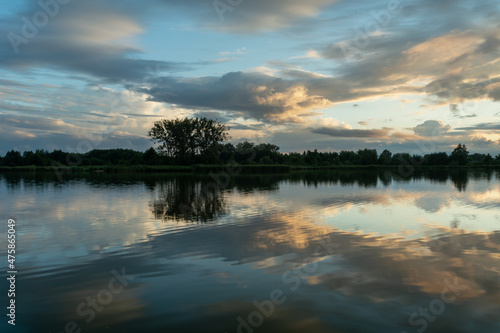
[{"left": 148, "top": 117, "right": 229, "bottom": 164}]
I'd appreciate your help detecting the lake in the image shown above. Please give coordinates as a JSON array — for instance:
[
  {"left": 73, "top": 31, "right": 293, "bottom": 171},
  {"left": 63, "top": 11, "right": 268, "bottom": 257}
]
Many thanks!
[{"left": 1, "top": 169, "right": 499, "bottom": 333}]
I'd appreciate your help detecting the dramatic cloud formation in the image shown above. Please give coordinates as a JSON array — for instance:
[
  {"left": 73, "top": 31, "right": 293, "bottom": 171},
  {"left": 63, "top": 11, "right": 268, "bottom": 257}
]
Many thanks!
[
  {"left": 0, "top": 0, "right": 499, "bottom": 153},
  {"left": 139, "top": 71, "right": 332, "bottom": 123},
  {"left": 0, "top": 1, "right": 188, "bottom": 83}
]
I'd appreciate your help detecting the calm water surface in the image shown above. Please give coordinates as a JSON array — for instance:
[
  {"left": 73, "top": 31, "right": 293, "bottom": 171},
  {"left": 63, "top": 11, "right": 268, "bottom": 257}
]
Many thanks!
[{"left": 1, "top": 170, "right": 499, "bottom": 333}]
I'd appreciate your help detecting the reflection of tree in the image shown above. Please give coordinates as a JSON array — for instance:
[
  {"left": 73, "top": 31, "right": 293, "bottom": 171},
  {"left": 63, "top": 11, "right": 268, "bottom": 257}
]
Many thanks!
[
  {"left": 470, "top": 169, "right": 493, "bottom": 182},
  {"left": 230, "top": 174, "right": 281, "bottom": 192},
  {"left": 286, "top": 170, "right": 379, "bottom": 188},
  {"left": 2, "top": 173, "right": 22, "bottom": 190},
  {"left": 423, "top": 169, "right": 449, "bottom": 184},
  {"left": 150, "top": 178, "right": 227, "bottom": 222},
  {"left": 450, "top": 169, "right": 468, "bottom": 192}
]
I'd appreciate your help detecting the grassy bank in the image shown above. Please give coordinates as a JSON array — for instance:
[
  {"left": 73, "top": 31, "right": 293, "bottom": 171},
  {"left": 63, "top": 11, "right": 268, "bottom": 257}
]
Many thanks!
[
  {"left": 0, "top": 164, "right": 292, "bottom": 174},
  {"left": 290, "top": 164, "right": 500, "bottom": 170},
  {"left": 0, "top": 165, "right": 194, "bottom": 174},
  {"left": 0, "top": 163, "right": 498, "bottom": 175}
]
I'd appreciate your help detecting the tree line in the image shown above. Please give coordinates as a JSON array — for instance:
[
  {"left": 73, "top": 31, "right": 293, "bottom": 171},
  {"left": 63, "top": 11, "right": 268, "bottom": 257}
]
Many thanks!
[{"left": 1, "top": 142, "right": 500, "bottom": 168}]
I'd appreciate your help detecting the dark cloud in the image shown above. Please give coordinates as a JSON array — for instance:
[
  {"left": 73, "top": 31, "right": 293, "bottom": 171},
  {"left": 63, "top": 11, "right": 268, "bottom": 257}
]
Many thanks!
[
  {"left": 139, "top": 71, "right": 330, "bottom": 123},
  {"left": 476, "top": 35, "right": 500, "bottom": 54},
  {"left": 191, "top": 111, "right": 231, "bottom": 123},
  {"left": 456, "top": 122, "right": 500, "bottom": 131},
  {"left": 489, "top": 88, "right": 500, "bottom": 101},
  {"left": 449, "top": 103, "right": 477, "bottom": 118},
  {"left": 0, "top": 114, "right": 73, "bottom": 132},
  {"left": 311, "top": 126, "right": 390, "bottom": 138},
  {"left": 0, "top": 0, "right": 190, "bottom": 83},
  {"left": 424, "top": 76, "right": 496, "bottom": 101},
  {"left": 122, "top": 113, "right": 163, "bottom": 118}
]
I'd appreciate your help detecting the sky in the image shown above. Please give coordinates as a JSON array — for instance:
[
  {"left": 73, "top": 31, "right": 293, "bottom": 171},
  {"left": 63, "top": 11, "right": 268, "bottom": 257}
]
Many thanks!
[{"left": 0, "top": 0, "right": 500, "bottom": 155}]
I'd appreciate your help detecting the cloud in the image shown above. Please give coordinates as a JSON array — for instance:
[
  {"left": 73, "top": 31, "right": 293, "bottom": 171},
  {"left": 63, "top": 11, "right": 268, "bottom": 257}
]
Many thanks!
[
  {"left": 489, "top": 88, "right": 500, "bottom": 101},
  {"left": 0, "top": 0, "right": 188, "bottom": 83},
  {"left": 140, "top": 71, "right": 332, "bottom": 123},
  {"left": 200, "top": 0, "right": 340, "bottom": 33},
  {"left": 0, "top": 114, "right": 77, "bottom": 133},
  {"left": 456, "top": 122, "right": 500, "bottom": 131},
  {"left": 312, "top": 126, "right": 390, "bottom": 138},
  {"left": 0, "top": 129, "right": 150, "bottom": 155},
  {"left": 317, "top": 1, "right": 500, "bottom": 106},
  {"left": 218, "top": 47, "right": 247, "bottom": 56},
  {"left": 191, "top": 111, "right": 231, "bottom": 123},
  {"left": 0, "top": 81, "right": 177, "bottom": 154},
  {"left": 2, "top": 0, "right": 498, "bottom": 117},
  {"left": 0, "top": 113, "right": 151, "bottom": 154},
  {"left": 413, "top": 120, "right": 451, "bottom": 136}
]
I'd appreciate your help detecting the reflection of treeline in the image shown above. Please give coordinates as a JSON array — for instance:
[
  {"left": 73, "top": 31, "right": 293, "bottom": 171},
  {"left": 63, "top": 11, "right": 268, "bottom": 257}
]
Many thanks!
[
  {"left": 2, "top": 169, "right": 486, "bottom": 220},
  {"left": 1, "top": 142, "right": 499, "bottom": 168},
  {"left": 148, "top": 169, "right": 479, "bottom": 223},
  {"left": 281, "top": 168, "right": 477, "bottom": 191}
]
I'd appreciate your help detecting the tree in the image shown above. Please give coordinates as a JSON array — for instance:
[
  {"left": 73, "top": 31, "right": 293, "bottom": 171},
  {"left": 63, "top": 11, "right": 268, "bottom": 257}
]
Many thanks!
[
  {"left": 255, "top": 143, "right": 280, "bottom": 164},
  {"left": 148, "top": 117, "right": 229, "bottom": 164},
  {"left": 425, "top": 152, "right": 448, "bottom": 165},
  {"left": 357, "top": 148, "right": 378, "bottom": 165},
  {"left": 3, "top": 150, "right": 23, "bottom": 167},
  {"left": 450, "top": 143, "right": 469, "bottom": 166},
  {"left": 234, "top": 141, "right": 256, "bottom": 164},
  {"left": 219, "top": 143, "right": 236, "bottom": 162},
  {"left": 143, "top": 147, "right": 159, "bottom": 165},
  {"left": 339, "top": 151, "right": 357, "bottom": 165},
  {"left": 391, "top": 153, "right": 411, "bottom": 165},
  {"left": 378, "top": 149, "right": 392, "bottom": 165},
  {"left": 483, "top": 154, "right": 493, "bottom": 165}
]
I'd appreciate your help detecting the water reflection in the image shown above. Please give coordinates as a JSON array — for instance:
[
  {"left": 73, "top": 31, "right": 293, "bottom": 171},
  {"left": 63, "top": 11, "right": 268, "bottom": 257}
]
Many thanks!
[
  {"left": 150, "top": 177, "right": 228, "bottom": 222},
  {"left": 0, "top": 169, "right": 499, "bottom": 333},
  {"left": 450, "top": 169, "right": 469, "bottom": 192}
]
